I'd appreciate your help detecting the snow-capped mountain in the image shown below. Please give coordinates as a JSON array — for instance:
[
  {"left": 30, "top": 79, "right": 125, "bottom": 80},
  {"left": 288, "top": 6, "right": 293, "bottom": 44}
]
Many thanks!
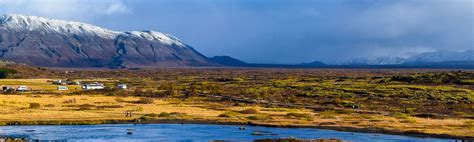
[
  {"left": 337, "top": 50, "right": 473, "bottom": 66},
  {"left": 0, "top": 14, "right": 216, "bottom": 68},
  {"left": 339, "top": 57, "right": 407, "bottom": 65},
  {"left": 405, "top": 50, "right": 474, "bottom": 63}
]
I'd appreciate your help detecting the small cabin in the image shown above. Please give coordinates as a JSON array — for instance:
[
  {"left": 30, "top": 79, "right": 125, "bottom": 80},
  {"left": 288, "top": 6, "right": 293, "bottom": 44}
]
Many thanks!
[
  {"left": 117, "top": 84, "right": 127, "bottom": 90},
  {"left": 57, "top": 86, "right": 69, "bottom": 91},
  {"left": 16, "top": 86, "right": 28, "bottom": 91},
  {"left": 82, "top": 83, "right": 105, "bottom": 90}
]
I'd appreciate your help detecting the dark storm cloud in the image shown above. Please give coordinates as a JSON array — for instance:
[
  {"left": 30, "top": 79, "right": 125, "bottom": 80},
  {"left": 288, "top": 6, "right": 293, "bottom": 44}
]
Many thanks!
[{"left": 0, "top": 0, "right": 472, "bottom": 63}]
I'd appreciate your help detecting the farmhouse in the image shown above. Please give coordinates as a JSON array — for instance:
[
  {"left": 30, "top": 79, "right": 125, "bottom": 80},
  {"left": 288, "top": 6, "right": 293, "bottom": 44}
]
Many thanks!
[{"left": 81, "top": 83, "right": 105, "bottom": 90}]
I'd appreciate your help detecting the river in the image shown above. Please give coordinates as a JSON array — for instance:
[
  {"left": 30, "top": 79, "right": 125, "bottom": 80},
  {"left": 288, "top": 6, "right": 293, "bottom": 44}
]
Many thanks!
[{"left": 0, "top": 124, "right": 455, "bottom": 142}]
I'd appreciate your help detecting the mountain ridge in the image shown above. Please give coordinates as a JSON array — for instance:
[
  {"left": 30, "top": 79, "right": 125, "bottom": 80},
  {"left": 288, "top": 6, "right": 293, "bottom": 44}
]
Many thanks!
[{"left": 0, "top": 14, "right": 217, "bottom": 68}]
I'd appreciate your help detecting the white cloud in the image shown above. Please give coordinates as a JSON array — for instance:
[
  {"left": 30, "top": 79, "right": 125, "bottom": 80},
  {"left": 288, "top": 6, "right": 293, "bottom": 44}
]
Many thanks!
[
  {"left": 0, "top": 0, "right": 130, "bottom": 21},
  {"left": 105, "top": 2, "right": 129, "bottom": 15}
]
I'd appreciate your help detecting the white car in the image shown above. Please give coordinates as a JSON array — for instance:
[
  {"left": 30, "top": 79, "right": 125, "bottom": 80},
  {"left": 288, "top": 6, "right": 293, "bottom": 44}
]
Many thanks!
[{"left": 16, "top": 86, "right": 28, "bottom": 91}]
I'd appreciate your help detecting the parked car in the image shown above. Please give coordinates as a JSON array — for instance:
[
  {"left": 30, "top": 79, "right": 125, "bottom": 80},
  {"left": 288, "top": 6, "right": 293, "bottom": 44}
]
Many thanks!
[
  {"left": 16, "top": 86, "right": 29, "bottom": 91},
  {"left": 117, "top": 84, "right": 127, "bottom": 90}
]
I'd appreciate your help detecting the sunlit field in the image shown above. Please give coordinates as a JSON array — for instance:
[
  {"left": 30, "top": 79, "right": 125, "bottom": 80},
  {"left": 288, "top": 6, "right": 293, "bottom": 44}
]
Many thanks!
[{"left": 0, "top": 68, "right": 472, "bottom": 139}]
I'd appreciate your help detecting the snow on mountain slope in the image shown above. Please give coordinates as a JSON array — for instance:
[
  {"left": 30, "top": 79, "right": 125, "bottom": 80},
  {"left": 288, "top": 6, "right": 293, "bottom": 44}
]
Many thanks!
[
  {"left": 0, "top": 14, "right": 185, "bottom": 47},
  {"left": 405, "top": 50, "right": 474, "bottom": 63},
  {"left": 339, "top": 57, "right": 407, "bottom": 65},
  {"left": 335, "top": 50, "right": 473, "bottom": 66}
]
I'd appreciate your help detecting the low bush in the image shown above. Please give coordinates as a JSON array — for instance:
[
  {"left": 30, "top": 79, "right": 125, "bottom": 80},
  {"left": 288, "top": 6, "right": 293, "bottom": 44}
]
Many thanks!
[
  {"left": 78, "top": 104, "right": 96, "bottom": 110},
  {"left": 44, "top": 104, "right": 55, "bottom": 107},
  {"left": 247, "top": 114, "right": 270, "bottom": 120},
  {"left": 286, "top": 113, "right": 314, "bottom": 121},
  {"left": 158, "top": 112, "right": 170, "bottom": 117},
  {"left": 144, "top": 113, "right": 160, "bottom": 117},
  {"left": 136, "top": 98, "right": 154, "bottom": 104},
  {"left": 389, "top": 112, "right": 410, "bottom": 119},
  {"left": 96, "top": 105, "right": 123, "bottom": 109},
  {"left": 29, "top": 103, "right": 41, "bottom": 109},
  {"left": 115, "top": 97, "right": 125, "bottom": 102},
  {"left": 218, "top": 111, "right": 240, "bottom": 118},
  {"left": 241, "top": 108, "right": 259, "bottom": 114}
]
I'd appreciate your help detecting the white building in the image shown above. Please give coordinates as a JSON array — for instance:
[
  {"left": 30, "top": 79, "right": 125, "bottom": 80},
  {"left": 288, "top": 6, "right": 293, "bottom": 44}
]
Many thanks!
[
  {"left": 81, "top": 83, "right": 105, "bottom": 90},
  {"left": 57, "top": 86, "right": 69, "bottom": 91}
]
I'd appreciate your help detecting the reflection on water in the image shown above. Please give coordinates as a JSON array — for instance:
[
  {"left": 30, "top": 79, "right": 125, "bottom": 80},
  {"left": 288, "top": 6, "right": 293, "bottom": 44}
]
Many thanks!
[{"left": 0, "top": 124, "right": 454, "bottom": 142}]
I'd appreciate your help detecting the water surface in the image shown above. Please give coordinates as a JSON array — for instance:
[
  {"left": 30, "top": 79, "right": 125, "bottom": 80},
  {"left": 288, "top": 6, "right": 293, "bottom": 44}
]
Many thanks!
[{"left": 0, "top": 124, "right": 455, "bottom": 142}]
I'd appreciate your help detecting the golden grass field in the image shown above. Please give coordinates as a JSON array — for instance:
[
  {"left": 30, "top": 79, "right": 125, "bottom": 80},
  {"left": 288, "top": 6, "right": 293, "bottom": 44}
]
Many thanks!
[
  {"left": 0, "top": 78, "right": 472, "bottom": 139},
  {"left": 0, "top": 94, "right": 472, "bottom": 139}
]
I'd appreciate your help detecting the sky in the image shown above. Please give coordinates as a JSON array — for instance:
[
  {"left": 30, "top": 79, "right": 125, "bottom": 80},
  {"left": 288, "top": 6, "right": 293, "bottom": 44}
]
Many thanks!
[{"left": 0, "top": 0, "right": 472, "bottom": 64}]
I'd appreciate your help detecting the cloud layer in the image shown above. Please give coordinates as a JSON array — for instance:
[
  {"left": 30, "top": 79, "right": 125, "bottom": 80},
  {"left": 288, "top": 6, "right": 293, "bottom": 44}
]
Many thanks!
[
  {"left": 0, "top": 0, "right": 130, "bottom": 21},
  {"left": 0, "top": 0, "right": 472, "bottom": 64}
]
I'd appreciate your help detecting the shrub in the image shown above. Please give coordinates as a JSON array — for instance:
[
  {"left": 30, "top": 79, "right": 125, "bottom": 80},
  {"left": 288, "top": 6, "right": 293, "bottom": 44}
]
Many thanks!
[
  {"left": 158, "top": 112, "right": 170, "bottom": 117},
  {"left": 137, "top": 98, "right": 154, "bottom": 104},
  {"left": 156, "top": 112, "right": 187, "bottom": 118},
  {"left": 29, "top": 103, "right": 41, "bottom": 109},
  {"left": 144, "top": 113, "right": 160, "bottom": 117},
  {"left": 247, "top": 114, "right": 270, "bottom": 120},
  {"left": 139, "top": 116, "right": 154, "bottom": 121},
  {"left": 218, "top": 111, "right": 240, "bottom": 118},
  {"left": 389, "top": 112, "right": 410, "bottom": 119},
  {"left": 0, "top": 68, "right": 17, "bottom": 79},
  {"left": 317, "top": 110, "right": 337, "bottom": 119},
  {"left": 78, "top": 104, "right": 96, "bottom": 110},
  {"left": 45, "top": 104, "right": 55, "bottom": 107},
  {"left": 134, "top": 106, "right": 144, "bottom": 112},
  {"left": 96, "top": 105, "right": 123, "bottom": 109},
  {"left": 241, "top": 108, "right": 259, "bottom": 114},
  {"left": 115, "top": 97, "right": 125, "bottom": 102},
  {"left": 463, "top": 120, "right": 474, "bottom": 129},
  {"left": 286, "top": 113, "right": 314, "bottom": 121}
]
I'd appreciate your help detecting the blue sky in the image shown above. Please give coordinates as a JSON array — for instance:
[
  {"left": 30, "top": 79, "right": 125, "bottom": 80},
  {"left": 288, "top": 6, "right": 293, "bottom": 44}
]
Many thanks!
[{"left": 0, "top": 0, "right": 472, "bottom": 64}]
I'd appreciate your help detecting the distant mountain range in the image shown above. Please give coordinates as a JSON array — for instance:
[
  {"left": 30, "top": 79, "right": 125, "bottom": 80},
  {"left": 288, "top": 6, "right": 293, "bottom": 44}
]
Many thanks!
[
  {"left": 404, "top": 50, "right": 474, "bottom": 64},
  {"left": 336, "top": 50, "right": 474, "bottom": 66},
  {"left": 0, "top": 14, "right": 217, "bottom": 68},
  {"left": 339, "top": 57, "right": 406, "bottom": 65},
  {"left": 0, "top": 14, "right": 471, "bottom": 69}
]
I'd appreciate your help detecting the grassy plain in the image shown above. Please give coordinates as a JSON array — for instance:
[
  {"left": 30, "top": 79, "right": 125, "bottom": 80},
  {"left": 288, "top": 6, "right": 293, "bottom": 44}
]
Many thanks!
[{"left": 0, "top": 68, "right": 472, "bottom": 139}]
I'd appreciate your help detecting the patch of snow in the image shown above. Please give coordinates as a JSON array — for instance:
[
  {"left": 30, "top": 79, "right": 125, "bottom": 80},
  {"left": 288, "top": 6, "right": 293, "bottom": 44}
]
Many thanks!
[
  {"left": 0, "top": 14, "right": 119, "bottom": 39},
  {"left": 125, "top": 31, "right": 185, "bottom": 47}
]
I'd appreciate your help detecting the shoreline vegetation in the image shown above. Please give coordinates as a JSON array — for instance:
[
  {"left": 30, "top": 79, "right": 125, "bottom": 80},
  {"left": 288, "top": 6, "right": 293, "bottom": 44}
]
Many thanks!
[{"left": 0, "top": 68, "right": 472, "bottom": 140}]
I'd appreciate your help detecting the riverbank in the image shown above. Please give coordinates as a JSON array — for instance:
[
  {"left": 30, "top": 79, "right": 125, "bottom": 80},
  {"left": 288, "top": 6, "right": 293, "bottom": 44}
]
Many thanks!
[{"left": 0, "top": 95, "right": 473, "bottom": 140}]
